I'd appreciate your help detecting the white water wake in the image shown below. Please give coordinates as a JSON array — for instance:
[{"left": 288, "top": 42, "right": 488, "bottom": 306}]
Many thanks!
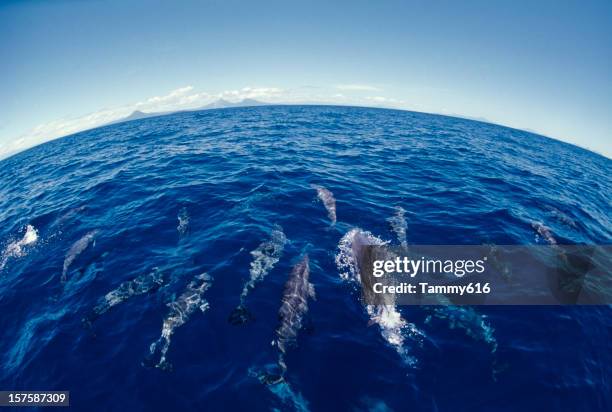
[{"left": 0, "top": 225, "right": 38, "bottom": 271}]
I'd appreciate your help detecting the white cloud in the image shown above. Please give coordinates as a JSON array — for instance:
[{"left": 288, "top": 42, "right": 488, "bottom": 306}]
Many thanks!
[
  {"left": 218, "top": 87, "right": 284, "bottom": 101},
  {"left": 365, "top": 95, "right": 406, "bottom": 107},
  {"left": 335, "top": 84, "right": 382, "bottom": 92},
  {"left": 0, "top": 84, "right": 407, "bottom": 159}
]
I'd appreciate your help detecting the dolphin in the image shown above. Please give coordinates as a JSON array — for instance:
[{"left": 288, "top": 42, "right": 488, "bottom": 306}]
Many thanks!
[
  {"left": 336, "top": 228, "right": 423, "bottom": 365},
  {"left": 260, "top": 254, "right": 315, "bottom": 385},
  {"left": 311, "top": 184, "right": 337, "bottom": 225},
  {"left": 145, "top": 273, "right": 213, "bottom": 370},
  {"left": 532, "top": 221, "right": 557, "bottom": 245},
  {"left": 82, "top": 268, "right": 165, "bottom": 326},
  {"left": 229, "top": 226, "right": 287, "bottom": 324},
  {"left": 62, "top": 230, "right": 98, "bottom": 281}
]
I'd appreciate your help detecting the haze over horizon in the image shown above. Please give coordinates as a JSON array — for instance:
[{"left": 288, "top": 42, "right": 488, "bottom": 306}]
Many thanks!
[{"left": 2, "top": 0, "right": 611, "bottom": 159}]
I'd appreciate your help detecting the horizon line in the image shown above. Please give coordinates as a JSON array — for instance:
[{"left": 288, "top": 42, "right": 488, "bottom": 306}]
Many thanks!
[{"left": 1, "top": 102, "right": 609, "bottom": 162}]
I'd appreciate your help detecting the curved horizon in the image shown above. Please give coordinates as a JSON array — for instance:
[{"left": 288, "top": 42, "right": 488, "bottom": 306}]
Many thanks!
[
  {"left": 2, "top": 102, "right": 609, "bottom": 163},
  {"left": 2, "top": 1, "right": 610, "bottom": 161}
]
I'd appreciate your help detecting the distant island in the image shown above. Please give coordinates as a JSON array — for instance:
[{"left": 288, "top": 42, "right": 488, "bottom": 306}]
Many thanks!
[{"left": 109, "top": 98, "right": 268, "bottom": 126}]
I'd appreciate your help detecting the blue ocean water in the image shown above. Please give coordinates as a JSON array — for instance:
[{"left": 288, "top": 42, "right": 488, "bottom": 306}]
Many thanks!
[{"left": 0, "top": 106, "right": 610, "bottom": 411}]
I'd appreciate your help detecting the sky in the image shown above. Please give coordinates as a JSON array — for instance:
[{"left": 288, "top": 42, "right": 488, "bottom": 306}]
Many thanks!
[{"left": 1, "top": 0, "right": 611, "bottom": 159}]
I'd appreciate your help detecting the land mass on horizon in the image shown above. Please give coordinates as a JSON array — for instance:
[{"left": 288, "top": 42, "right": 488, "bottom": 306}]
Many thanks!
[{"left": 109, "top": 98, "right": 268, "bottom": 126}]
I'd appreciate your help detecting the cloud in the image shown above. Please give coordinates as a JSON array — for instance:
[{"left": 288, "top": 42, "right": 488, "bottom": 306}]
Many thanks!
[
  {"left": 365, "top": 95, "right": 406, "bottom": 107},
  {"left": 219, "top": 87, "right": 284, "bottom": 101},
  {"left": 0, "top": 84, "right": 405, "bottom": 159},
  {"left": 0, "top": 85, "right": 214, "bottom": 159},
  {"left": 335, "top": 84, "right": 382, "bottom": 92},
  {"left": 0, "top": 106, "right": 132, "bottom": 160}
]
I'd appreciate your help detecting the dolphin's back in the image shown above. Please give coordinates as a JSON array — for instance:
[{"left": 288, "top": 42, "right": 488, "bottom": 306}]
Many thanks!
[{"left": 276, "top": 255, "right": 313, "bottom": 356}]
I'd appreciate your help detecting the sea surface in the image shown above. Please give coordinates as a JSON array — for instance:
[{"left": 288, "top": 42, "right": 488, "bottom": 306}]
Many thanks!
[{"left": 0, "top": 106, "right": 610, "bottom": 411}]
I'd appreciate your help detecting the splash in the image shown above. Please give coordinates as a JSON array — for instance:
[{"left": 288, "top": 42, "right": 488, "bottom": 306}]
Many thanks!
[
  {"left": 311, "top": 184, "right": 337, "bottom": 225},
  {"left": 335, "top": 228, "right": 388, "bottom": 282},
  {"left": 387, "top": 206, "right": 408, "bottom": 248},
  {"left": 146, "top": 273, "right": 212, "bottom": 370},
  {"left": 62, "top": 230, "right": 98, "bottom": 281},
  {"left": 0, "top": 225, "right": 38, "bottom": 271},
  {"left": 336, "top": 228, "right": 423, "bottom": 365},
  {"left": 177, "top": 207, "right": 190, "bottom": 236},
  {"left": 82, "top": 268, "right": 165, "bottom": 326},
  {"left": 230, "top": 226, "right": 287, "bottom": 324}
]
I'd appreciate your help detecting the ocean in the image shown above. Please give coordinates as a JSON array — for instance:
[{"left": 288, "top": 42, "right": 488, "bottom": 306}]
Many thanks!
[{"left": 0, "top": 105, "right": 610, "bottom": 411}]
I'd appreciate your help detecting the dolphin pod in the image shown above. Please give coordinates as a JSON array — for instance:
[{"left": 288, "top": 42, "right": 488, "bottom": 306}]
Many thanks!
[
  {"left": 145, "top": 273, "right": 213, "bottom": 370},
  {"left": 62, "top": 230, "right": 99, "bottom": 281},
  {"left": 82, "top": 268, "right": 166, "bottom": 326},
  {"left": 229, "top": 226, "right": 287, "bottom": 324},
  {"left": 61, "top": 181, "right": 506, "bottom": 401},
  {"left": 312, "top": 184, "right": 337, "bottom": 225}
]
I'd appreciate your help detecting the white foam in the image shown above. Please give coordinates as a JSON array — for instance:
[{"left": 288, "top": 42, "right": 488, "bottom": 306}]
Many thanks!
[
  {"left": 0, "top": 225, "right": 39, "bottom": 271},
  {"left": 335, "top": 228, "right": 387, "bottom": 281}
]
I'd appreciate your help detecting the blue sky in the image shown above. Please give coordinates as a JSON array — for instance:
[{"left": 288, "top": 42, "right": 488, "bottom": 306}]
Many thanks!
[{"left": 1, "top": 0, "right": 610, "bottom": 158}]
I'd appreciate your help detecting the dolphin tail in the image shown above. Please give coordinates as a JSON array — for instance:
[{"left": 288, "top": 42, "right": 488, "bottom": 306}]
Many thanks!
[
  {"left": 258, "top": 371, "right": 285, "bottom": 386},
  {"left": 156, "top": 359, "right": 173, "bottom": 372},
  {"left": 228, "top": 304, "right": 254, "bottom": 325},
  {"left": 143, "top": 336, "right": 172, "bottom": 371}
]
